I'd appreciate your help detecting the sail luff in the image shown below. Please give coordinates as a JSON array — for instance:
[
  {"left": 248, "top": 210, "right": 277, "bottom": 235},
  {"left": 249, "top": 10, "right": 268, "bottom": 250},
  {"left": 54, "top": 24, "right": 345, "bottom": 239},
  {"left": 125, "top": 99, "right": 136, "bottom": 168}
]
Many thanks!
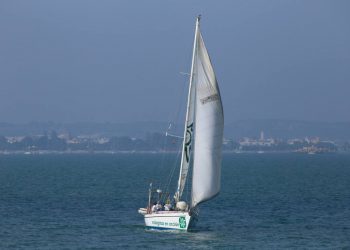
[{"left": 174, "top": 16, "right": 200, "bottom": 202}]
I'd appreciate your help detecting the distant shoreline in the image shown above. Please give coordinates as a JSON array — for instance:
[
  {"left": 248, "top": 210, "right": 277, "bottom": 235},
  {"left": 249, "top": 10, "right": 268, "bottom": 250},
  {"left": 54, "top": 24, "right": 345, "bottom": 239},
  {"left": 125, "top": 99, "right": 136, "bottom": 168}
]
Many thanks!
[{"left": 0, "top": 150, "right": 345, "bottom": 155}]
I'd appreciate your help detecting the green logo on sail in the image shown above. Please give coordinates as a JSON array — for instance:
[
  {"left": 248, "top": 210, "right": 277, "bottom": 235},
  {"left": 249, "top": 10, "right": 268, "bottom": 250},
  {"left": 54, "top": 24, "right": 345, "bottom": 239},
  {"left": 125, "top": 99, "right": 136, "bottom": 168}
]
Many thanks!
[
  {"left": 184, "top": 123, "right": 193, "bottom": 163},
  {"left": 179, "top": 217, "right": 186, "bottom": 229}
]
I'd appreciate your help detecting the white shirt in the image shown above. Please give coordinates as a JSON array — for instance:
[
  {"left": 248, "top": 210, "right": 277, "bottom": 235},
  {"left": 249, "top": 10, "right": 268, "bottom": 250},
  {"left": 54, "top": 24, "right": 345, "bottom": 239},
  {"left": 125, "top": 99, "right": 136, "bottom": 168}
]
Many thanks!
[{"left": 151, "top": 205, "right": 157, "bottom": 212}]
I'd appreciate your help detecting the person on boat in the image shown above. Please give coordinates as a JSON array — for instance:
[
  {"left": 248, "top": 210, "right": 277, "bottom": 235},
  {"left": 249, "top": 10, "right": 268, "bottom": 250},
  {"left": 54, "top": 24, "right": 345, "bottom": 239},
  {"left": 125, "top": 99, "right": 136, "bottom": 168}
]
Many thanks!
[
  {"left": 164, "top": 203, "right": 172, "bottom": 211},
  {"left": 155, "top": 201, "right": 162, "bottom": 211},
  {"left": 151, "top": 202, "right": 157, "bottom": 213},
  {"left": 163, "top": 197, "right": 172, "bottom": 211}
]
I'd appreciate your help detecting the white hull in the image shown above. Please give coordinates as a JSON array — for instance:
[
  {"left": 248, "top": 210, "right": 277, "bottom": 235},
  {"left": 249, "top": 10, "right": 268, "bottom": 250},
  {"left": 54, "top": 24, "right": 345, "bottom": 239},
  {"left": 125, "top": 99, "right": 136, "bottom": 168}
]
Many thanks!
[{"left": 144, "top": 211, "right": 194, "bottom": 231}]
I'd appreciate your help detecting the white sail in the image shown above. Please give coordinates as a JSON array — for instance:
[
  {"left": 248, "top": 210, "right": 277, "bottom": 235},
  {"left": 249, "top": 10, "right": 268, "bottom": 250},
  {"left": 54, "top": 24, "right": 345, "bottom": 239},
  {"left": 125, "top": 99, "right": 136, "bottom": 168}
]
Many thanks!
[
  {"left": 174, "top": 18, "right": 199, "bottom": 202},
  {"left": 191, "top": 23, "right": 224, "bottom": 207}
]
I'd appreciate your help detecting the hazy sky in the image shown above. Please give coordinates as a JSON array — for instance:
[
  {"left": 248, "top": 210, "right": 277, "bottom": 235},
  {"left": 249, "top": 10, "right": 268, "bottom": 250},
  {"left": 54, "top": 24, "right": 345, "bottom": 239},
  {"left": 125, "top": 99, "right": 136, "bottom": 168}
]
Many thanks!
[{"left": 0, "top": 0, "right": 349, "bottom": 123}]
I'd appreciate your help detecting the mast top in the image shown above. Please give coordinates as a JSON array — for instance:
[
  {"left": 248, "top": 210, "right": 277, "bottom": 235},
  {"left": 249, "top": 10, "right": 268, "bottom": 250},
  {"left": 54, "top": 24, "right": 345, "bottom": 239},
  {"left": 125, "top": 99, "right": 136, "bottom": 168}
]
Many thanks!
[{"left": 197, "top": 15, "right": 201, "bottom": 23}]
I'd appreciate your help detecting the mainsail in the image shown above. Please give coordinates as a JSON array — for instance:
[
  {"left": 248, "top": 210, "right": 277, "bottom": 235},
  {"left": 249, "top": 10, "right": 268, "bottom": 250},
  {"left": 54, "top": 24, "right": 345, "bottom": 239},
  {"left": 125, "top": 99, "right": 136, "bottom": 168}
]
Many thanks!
[
  {"left": 175, "top": 16, "right": 223, "bottom": 207},
  {"left": 191, "top": 19, "right": 224, "bottom": 207}
]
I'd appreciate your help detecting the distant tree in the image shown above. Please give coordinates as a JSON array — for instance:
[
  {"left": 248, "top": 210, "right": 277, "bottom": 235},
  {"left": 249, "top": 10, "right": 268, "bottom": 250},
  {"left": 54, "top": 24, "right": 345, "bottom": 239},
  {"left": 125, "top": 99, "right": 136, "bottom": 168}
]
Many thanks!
[
  {"left": 20, "top": 136, "right": 34, "bottom": 149},
  {"left": 0, "top": 136, "right": 7, "bottom": 150},
  {"left": 34, "top": 131, "right": 67, "bottom": 150},
  {"left": 342, "top": 142, "right": 350, "bottom": 151}
]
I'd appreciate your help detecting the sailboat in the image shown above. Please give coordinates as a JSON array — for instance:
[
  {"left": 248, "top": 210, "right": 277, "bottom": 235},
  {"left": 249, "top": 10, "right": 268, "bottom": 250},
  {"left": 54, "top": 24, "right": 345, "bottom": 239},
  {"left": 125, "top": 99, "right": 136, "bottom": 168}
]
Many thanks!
[{"left": 138, "top": 16, "right": 224, "bottom": 231}]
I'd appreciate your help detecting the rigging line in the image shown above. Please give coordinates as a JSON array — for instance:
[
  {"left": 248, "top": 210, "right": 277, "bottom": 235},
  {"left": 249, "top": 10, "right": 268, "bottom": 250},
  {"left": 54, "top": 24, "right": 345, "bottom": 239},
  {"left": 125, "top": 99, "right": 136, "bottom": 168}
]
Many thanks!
[
  {"left": 168, "top": 73, "right": 189, "bottom": 132},
  {"left": 160, "top": 74, "right": 189, "bottom": 197},
  {"left": 160, "top": 133, "right": 182, "bottom": 198},
  {"left": 157, "top": 73, "right": 188, "bottom": 191},
  {"left": 165, "top": 132, "right": 184, "bottom": 139},
  {"left": 163, "top": 151, "right": 180, "bottom": 196},
  {"left": 161, "top": 137, "right": 176, "bottom": 197},
  {"left": 163, "top": 145, "right": 182, "bottom": 202},
  {"left": 158, "top": 131, "right": 168, "bottom": 175},
  {"left": 158, "top": 135, "right": 177, "bottom": 195}
]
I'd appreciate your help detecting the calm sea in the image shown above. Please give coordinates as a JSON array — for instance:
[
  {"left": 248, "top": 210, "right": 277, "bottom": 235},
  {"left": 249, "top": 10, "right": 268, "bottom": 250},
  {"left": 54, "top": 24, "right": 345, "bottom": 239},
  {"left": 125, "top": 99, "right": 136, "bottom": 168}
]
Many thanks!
[{"left": 0, "top": 153, "right": 349, "bottom": 249}]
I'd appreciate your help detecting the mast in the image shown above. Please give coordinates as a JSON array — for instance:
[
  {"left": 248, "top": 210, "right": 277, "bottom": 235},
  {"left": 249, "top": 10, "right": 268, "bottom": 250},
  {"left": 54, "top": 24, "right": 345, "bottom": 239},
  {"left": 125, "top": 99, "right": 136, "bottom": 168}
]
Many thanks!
[{"left": 174, "top": 16, "right": 200, "bottom": 202}]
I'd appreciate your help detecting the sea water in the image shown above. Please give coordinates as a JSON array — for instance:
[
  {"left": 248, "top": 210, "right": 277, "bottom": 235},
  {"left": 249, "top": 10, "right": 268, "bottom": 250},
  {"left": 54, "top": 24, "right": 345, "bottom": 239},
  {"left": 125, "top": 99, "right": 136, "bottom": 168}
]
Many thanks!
[{"left": 0, "top": 153, "right": 349, "bottom": 249}]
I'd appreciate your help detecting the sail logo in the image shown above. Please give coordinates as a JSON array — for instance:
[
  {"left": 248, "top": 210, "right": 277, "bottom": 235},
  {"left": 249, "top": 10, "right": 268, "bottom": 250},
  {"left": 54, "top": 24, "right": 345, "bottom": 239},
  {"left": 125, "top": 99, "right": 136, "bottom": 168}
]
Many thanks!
[
  {"left": 179, "top": 217, "right": 186, "bottom": 229},
  {"left": 200, "top": 93, "right": 219, "bottom": 105},
  {"left": 184, "top": 123, "right": 193, "bottom": 163}
]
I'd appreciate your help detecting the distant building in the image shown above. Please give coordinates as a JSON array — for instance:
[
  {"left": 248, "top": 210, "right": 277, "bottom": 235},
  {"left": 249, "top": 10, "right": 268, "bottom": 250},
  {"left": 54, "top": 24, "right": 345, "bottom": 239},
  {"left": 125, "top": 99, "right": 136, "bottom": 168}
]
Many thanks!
[{"left": 260, "top": 131, "right": 264, "bottom": 141}]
